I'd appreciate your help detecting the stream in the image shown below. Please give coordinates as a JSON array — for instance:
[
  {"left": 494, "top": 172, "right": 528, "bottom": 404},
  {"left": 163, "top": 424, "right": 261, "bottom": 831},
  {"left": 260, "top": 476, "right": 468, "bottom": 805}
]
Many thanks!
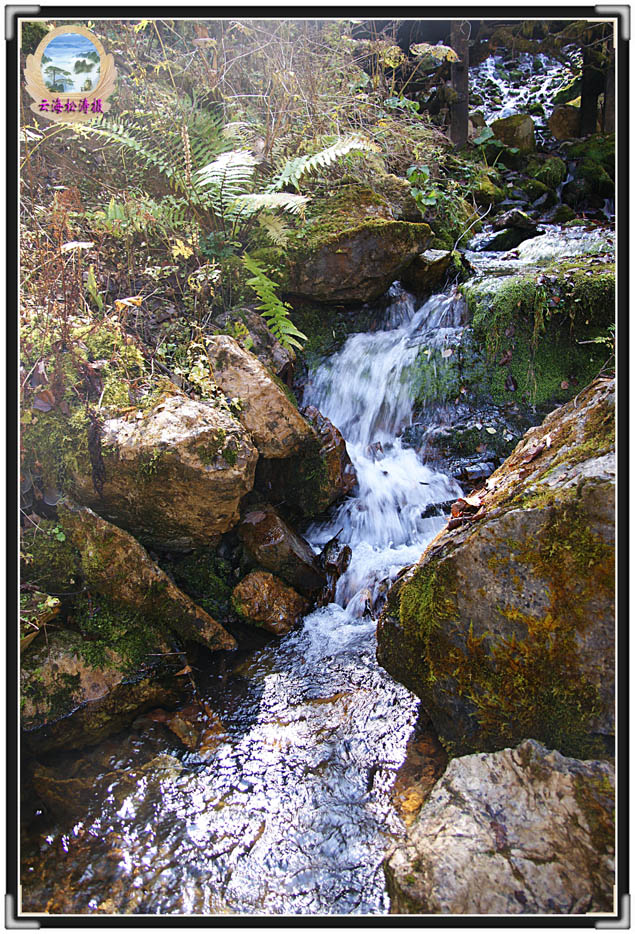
[{"left": 20, "top": 223, "right": 613, "bottom": 916}]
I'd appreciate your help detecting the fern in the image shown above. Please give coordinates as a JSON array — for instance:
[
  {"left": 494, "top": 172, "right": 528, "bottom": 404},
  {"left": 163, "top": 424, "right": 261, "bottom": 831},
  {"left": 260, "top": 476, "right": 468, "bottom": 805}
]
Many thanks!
[
  {"left": 230, "top": 191, "right": 309, "bottom": 217},
  {"left": 272, "top": 135, "right": 380, "bottom": 191},
  {"left": 256, "top": 214, "right": 292, "bottom": 247},
  {"left": 242, "top": 254, "right": 306, "bottom": 351},
  {"left": 195, "top": 150, "right": 258, "bottom": 215}
]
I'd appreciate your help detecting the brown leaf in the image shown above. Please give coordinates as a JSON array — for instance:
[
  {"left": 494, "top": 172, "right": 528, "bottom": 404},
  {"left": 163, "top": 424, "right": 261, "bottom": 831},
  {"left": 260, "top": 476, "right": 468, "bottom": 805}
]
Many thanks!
[
  {"left": 498, "top": 349, "right": 513, "bottom": 367},
  {"left": 175, "top": 664, "right": 193, "bottom": 677},
  {"left": 32, "top": 388, "right": 56, "bottom": 412},
  {"left": 560, "top": 380, "right": 569, "bottom": 390},
  {"left": 505, "top": 374, "right": 517, "bottom": 392}
]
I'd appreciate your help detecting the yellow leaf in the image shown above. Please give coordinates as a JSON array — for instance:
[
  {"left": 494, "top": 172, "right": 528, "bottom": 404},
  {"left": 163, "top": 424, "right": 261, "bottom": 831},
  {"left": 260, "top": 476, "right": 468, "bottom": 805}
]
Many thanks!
[
  {"left": 115, "top": 295, "right": 144, "bottom": 312},
  {"left": 171, "top": 238, "right": 194, "bottom": 259}
]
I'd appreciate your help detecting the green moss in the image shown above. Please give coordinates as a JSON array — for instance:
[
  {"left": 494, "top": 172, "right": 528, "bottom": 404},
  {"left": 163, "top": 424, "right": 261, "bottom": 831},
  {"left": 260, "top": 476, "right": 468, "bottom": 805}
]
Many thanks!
[
  {"left": 463, "top": 262, "right": 614, "bottom": 407},
  {"left": 21, "top": 519, "right": 82, "bottom": 593},
  {"left": 73, "top": 593, "right": 160, "bottom": 672},
  {"left": 399, "top": 560, "right": 458, "bottom": 646},
  {"left": 138, "top": 445, "right": 164, "bottom": 480},
  {"left": 529, "top": 156, "right": 567, "bottom": 189},
  {"left": 567, "top": 134, "right": 615, "bottom": 181},
  {"left": 21, "top": 408, "right": 92, "bottom": 492},
  {"left": 160, "top": 549, "right": 233, "bottom": 620}
]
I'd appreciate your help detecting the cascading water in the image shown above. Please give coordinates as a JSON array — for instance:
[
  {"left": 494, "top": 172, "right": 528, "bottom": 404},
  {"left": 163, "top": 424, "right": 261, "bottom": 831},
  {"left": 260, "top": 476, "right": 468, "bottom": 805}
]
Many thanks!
[{"left": 21, "top": 287, "right": 463, "bottom": 916}]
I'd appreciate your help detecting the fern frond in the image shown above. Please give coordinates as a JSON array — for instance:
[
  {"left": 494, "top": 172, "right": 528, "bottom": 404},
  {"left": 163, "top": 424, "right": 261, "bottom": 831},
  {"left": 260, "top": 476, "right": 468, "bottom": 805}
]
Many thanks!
[
  {"left": 242, "top": 254, "right": 306, "bottom": 351},
  {"left": 272, "top": 136, "right": 380, "bottom": 191},
  {"left": 256, "top": 213, "right": 292, "bottom": 247},
  {"left": 230, "top": 191, "right": 309, "bottom": 217}
]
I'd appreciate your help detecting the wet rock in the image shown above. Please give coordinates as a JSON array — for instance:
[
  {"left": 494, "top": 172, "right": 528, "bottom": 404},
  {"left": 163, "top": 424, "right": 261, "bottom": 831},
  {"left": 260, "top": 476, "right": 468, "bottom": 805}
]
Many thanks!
[
  {"left": 490, "top": 114, "right": 535, "bottom": 153},
  {"left": 400, "top": 249, "right": 453, "bottom": 297},
  {"left": 21, "top": 629, "right": 182, "bottom": 753},
  {"left": 377, "top": 378, "right": 615, "bottom": 758},
  {"left": 204, "top": 335, "right": 313, "bottom": 458},
  {"left": 284, "top": 184, "right": 432, "bottom": 303},
  {"left": 60, "top": 502, "right": 236, "bottom": 652},
  {"left": 232, "top": 570, "right": 308, "bottom": 636},
  {"left": 209, "top": 306, "right": 295, "bottom": 378},
  {"left": 317, "top": 535, "right": 352, "bottom": 604},
  {"left": 256, "top": 406, "right": 356, "bottom": 518},
  {"left": 476, "top": 226, "right": 541, "bottom": 252},
  {"left": 71, "top": 394, "right": 258, "bottom": 550},
  {"left": 385, "top": 739, "right": 615, "bottom": 915},
  {"left": 238, "top": 504, "right": 326, "bottom": 598},
  {"left": 548, "top": 104, "right": 581, "bottom": 141},
  {"left": 491, "top": 208, "right": 538, "bottom": 232}
]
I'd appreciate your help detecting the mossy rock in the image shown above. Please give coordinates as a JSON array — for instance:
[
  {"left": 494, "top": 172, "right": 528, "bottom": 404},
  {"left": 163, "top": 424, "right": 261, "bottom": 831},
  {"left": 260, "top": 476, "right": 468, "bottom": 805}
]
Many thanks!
[
  {"left": 377, "top": 378, "right": 615, "bottom": 759},
  {"left": 20, "top": 519, "right": 82, "bottom": 594},
  {"left": 490, "top": 114, "right": 535, "bottom": 153},
  {"left": 21, "top": 628, "right": 183, "bottom": 754},
  {"left": 473, "top": 176, "right": 505, "bottom": 208},
  {"left": 528, "top": 155, "right": 567, "bottom": 189},
  {"left": 462, "top": 259, "right": 615, "bottom": 408},
  {"left": 283, "top": 183, "right": 432, "bottom": 303}
]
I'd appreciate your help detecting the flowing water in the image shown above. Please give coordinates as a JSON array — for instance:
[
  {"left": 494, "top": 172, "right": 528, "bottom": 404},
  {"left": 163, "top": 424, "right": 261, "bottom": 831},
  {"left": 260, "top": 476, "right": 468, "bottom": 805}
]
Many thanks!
[{"left": 21, "top": 287, "right": 463, "bottom": 916}]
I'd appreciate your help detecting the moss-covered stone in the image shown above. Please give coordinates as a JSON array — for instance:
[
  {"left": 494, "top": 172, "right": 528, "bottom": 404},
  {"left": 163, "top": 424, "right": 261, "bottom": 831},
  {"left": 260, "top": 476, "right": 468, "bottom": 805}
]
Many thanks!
[
  {"left": 283, "top": 183, "right": 432, "bottom": 303},
  {"left": 21, "top": 628, "right": 183, "bottom": 754},
  {"left": 528, "top": 155, "right": 567, "bottom": 189},
  {"left": 462, "top": 260, "right": 615, "bottom": 407},
  {"left": 490, "top": 114, "right": 535, "bottom": 153},
  {"left": 377, "top": 378, "right": 615, "bottom": 759},
  {"left": 20, "top": 519, "right": 82, "bottom": 593}
]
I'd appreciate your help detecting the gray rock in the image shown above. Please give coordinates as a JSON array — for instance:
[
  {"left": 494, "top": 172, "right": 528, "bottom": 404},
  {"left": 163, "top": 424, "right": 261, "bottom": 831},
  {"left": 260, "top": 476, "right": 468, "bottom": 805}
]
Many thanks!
[{"left": 385, "top": 739, "right": 615, "bottom": 914}]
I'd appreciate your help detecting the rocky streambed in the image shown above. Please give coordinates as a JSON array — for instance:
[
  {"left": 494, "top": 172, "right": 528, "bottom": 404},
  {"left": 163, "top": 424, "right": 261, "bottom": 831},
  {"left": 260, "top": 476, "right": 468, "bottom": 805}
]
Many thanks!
[{"left": 20, "top": 64, "right": 616, "bottom": 916}]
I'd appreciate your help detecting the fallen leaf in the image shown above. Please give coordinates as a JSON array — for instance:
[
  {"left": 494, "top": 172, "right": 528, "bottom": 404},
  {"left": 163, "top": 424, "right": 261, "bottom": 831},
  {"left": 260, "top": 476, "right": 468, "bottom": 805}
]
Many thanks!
[
  {"left": 560, "top": 380, "right": 569, "bottom": 390},
  {"left": 32, "top": 388, "right": 56, "bottom": 412},
  {"left": 498, "top": 349, "right": 513, "bottom": 366},
  {"left": 441, "top": 347, "right": 453, "bottom": 358},
  {"left": 115, "top": 295, "right": 144, "bottom": 312},
  {"left": 485, "top": 426, "right": 497, "bottom": 434},
  {"left": 175, "top": 664, "right": 192, "bottom": 676}
]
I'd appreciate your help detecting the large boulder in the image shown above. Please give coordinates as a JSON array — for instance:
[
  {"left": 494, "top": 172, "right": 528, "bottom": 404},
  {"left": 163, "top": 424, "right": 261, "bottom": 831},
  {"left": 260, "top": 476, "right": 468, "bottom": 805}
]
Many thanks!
[
  {"left": 21, "top": 629, "right": 182, "bottom": 753},
  {"left": 71, "top": 394, "right": 258, "bottom": 550},
  {"left": 205, "top": 335, "right": 313, "bottom": 458},
  {"left": 385, "top": 739, "right": 615, "bottom": 915},
  {"left": 490, "top": 114, "right": 535, "bottom": 153},
  {"left": 256, "top": 405, "right": 356, "bottom": 517},
  {"left": 377, "top": 378, "right": 615, "bottom": 758},
  {"left": 283, "top": 183, "right": 432, "bottom": 303},
  {"left": 232, "top": 570, "right": 308, "bottom": 636},
  {"left": 59, "top": 502, "right": 236, "bottom": 651},
  {"left": 238, "top": 504, "right": 326, "bottom": 598},
  {"left": 549, "top": 104, "right": 581, "bottom": 141}
]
